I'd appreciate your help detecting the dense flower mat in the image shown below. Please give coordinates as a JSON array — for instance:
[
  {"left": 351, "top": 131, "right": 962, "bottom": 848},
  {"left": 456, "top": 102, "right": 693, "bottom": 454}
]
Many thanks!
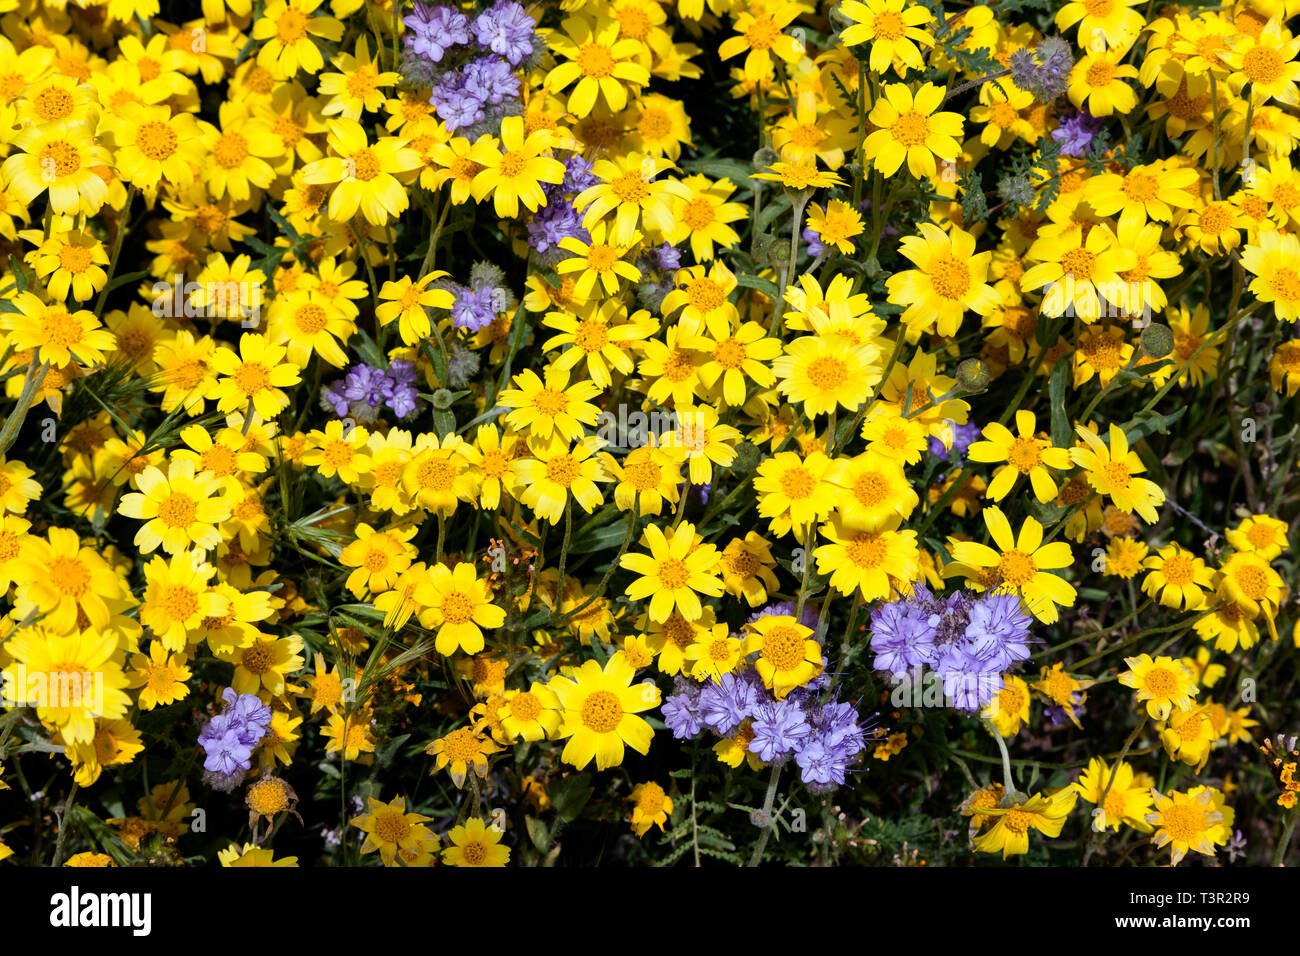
[{"left": 0, "top": 0, "right": 1297, "bottom": 868}]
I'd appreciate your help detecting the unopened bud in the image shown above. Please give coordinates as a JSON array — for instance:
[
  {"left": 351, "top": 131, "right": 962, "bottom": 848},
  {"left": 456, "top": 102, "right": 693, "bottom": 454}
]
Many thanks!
[
  {"left": 1139, "top": 323, "right": 1174, "bottom": 359},
  {"left": 753, "top": 147, "right": 779, "bottom": 171},
  {"left": 431, "top": 388, "right": 455, "bottom": 410},
  {"left": 955, "top": 358, "right": 990, "bottom": 392},
  {"left": 732, "top": 440, "right": 761, "bottom": 473}
]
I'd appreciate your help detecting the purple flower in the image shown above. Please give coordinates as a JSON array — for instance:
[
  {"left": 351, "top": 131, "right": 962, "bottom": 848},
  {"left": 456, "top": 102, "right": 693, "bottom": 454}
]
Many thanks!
[
  {"left": 869, "top": 586, "right": 1036, "bottom": 712},
  {"left": 325, "top": 362, "right": 421, "bottom": 422},
  {"left": 794, "top": 739, "right": 847, "bottom": 787},
  {"left": 451, "top": 284, "right": 499, "bottom": 332},
  {"left": 322, "top": 380, "right": 350, "bottom": 417},
  {"left": 199, "top": 688, "right": 271, "bottom": 784},
  {"left": 750, "top": 698, "right": 811, "bottom": 762},
  {"left": 341, "top": 364, "right": 388, "bottom": 408},
  {"left": 1052, "top": 109, "right": 1103, "bottom": 157},
  {"left": 964, "top": 590, "right": 1032, "bottom": 672},
  {"left": 649, "top": 242, "right": 681, "bottom": 272},
  {"left": 528, "top": 199, "right": 589, "bottom": 255},
  {"left": 868, "top": 600, "right": 934, "bottom": 676},
  {"left": 937, "top": 653, "right": 999, "bottom": 712},
  {"left": 202, "top": 728, "right": 252, "bottom": 776},
  {"left": 462, "top": 55, "right": 518, "bottom": 107},
  {"left": 404, "top": 2, "right": 471, "bottom": 63},
  {"left": 381, "top": 359, "right": 419, "bottom": 418},
  {"left": 661, "top": 677, "right": 706, "bottom": 739},
  {"left": 809, "top": 700, "right": 866, "bottom": 758},
  {"left": 928, "top": 420, "right": 980, "bottom": 462},
  {"left": 429, "top": 72, "right": 485, "bottom": 132},
  {"left": 699, "top": 672, "right": 760, "bottom": 735},
  {"left": 1008, "top": 36, "right": 1074, "bottom": 103},
  {"left": 568, "top": 153, "right": 602, "bottom": 191},
  {"left": 802, "top": 225, "right": 824, "bottom": 258},
  {"left": 472, "top": 1, "right": 537, "bottom": 66}
]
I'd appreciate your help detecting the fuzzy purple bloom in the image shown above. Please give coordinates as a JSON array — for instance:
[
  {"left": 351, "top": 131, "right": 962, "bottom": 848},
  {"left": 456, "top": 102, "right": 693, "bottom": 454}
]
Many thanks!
[
  {"left": 462, "top": 55, "right": 518, "bottom": 106},
  {"left": 868, "top": 599, "right": 934, "bottom": 676},
  {"left": 794, "top": 739, "right": 847, "bottom": 786},
  {"left": 802, "top": 225, "right": 825, "bottom": 258},
  {"left": 750, "top": 698, "right": 811, "bottom": 762},
  {"left": 472, "top": 1, "right": 537, "bottom": 66},
  {"left": 325, "top": 362, "right": 420, "bottom": 421},
  {"left": 1052, "top": 109, "right": 1104, "bottom": 157},
  {"left": 428, "top": 71, "right": 485, "bottom": 132},
  {"left": 403, "top": 3, "right": 471, "bottom": 63},
  {"left": 199, "top": 688, "right": 271, "bottom": 781},
  {"left": 528, "top": 198, "right": 589, "bottom": 255},
  {"left": 809, "top": 699, "right": 866, "bottom": 758},
  {"left": 698, "top": 672, "right": 760, "bottom": 735},
  {"left": 450, "top": 285, "right": 499, "bottom": 331},
  {"left": 661, "top": 677, "right": 707, "bottom": 739},
  {"left": 341, "top": 364, "right": 389, "bottom": 408},
  {"left": 649, "top": 242, "right": 681, "bottom": 272},
  {"left": 928, "top": 420, "right": 981, "bottom": 462},
  {"left": 381, "top": 360, "right": 420, "bottom": 418},
  {"left": 869, "top": 586, "right": 1036, "bottom": 712},
  {"left": 965, "top": 591, "right": 1033, "bottom": 671}
]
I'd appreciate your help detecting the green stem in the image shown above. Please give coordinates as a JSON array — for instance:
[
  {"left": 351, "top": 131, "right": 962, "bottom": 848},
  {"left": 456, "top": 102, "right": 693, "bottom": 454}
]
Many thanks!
[
  {"left": 746, "top": 762, "right": 783, "bottom": 867},
  {"left": 1274, "top": 808, "right": 1298, "bottom": 867},
  {"left": 93, "top": 185, "right": 136, "bottom": 316},
  {"left": 555, "top": 498, "right": 573, "bottom": 593},
  {"left": 555, "top": 495, "right": 638, "bottom": 626},
  {"left": 51, "top": 782, "right": 79, "bottom": 867},
  {"left": 1081, "top": 714, "right": 1146, "bottom": 866}
]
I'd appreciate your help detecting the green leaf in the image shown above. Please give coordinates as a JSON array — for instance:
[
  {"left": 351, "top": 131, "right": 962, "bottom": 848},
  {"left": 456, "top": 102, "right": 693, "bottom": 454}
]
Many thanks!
[
  {"left": 526, "top": 815, "right": 550, "bottom": 852},
  {"left": 433, "top": 409, "right": 456, "bottom": 437},
  {"left": 735, "top": 273, "right": 779, "bottom": 300},
  {"left": 548, "top": 773, "right": 594, "bottom": 823},
  {"left": 694, "top": 828, "right": 735, "bottom": 851},
  {"left": 522, "top": 609, "right": 552, "bottom": 629},
  {"left": 681, "top": 158, "right": 756, "bottom": 188},
  {"left": 421, "top": 339, "right": 450, "bottom": 390},
  {"left": 103, "top": 270, "right": 149, "bottom": 295},
  {"left": 567, "top": 520, "right": 631, "bottom": 554},
  {"left": 7, "top": 256, "right": 30, "bottom": 292},
  {"left": 1124, "top": 407, "right": 1187, "bottom": 445},
  {"left": 375, "top": 733, "right": 411, "bottom": 767},
  {"left": 1048, "top": 358, "right": 1070, "bottom": 449}
]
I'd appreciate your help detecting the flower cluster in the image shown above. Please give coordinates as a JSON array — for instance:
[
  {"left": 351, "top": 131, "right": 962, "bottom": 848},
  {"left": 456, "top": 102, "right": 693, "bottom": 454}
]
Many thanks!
[
  {"left": 404, "top": 0, "right": 540, "bottom": 134},
  {"left": 1, "top": 0, "right": 1298, "bottom": 874},
  {"left": 199, "top": 688, "right": 273, "bottom": 791},
  {"left": 870, "top": 585, "right": 1034, "bottom": 711},
  {"left": 323, "top": 360, "right": 421, "bottom": 421}
]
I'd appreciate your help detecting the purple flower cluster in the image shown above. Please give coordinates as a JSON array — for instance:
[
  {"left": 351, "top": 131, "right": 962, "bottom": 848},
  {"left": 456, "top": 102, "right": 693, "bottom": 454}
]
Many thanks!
[
  {"left": 1052, "top": 109, "right": 1104, "bottom": 157},
  {"left": 198, "top": 688, "right": 271, "bottom": 791},
  {"left": 403, "top": 3, "right": 469, "bottom": 63},
  {"left": 442, "top": 261, "right": 513, "bottom": 333},
  {"left": 527, "top": 154, "right": 601, "bottom": 268},
  {"left": 802, "top": 225, "right": 824, "bottom": 259},
  {"left": 323, "top": 360, "right": 419, "bottom": 422},
  {"left": 869, "top": 585, "right": 1033, "bottom": 712},
  {"left": 928, "top": 419, "right": 981, "bottom": 464},
  {"left": 403, "top": 1, "right": 539, "bottom": 134},
  {"left": 662, "top": 664, "right": 868, "bottom": 792}
]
